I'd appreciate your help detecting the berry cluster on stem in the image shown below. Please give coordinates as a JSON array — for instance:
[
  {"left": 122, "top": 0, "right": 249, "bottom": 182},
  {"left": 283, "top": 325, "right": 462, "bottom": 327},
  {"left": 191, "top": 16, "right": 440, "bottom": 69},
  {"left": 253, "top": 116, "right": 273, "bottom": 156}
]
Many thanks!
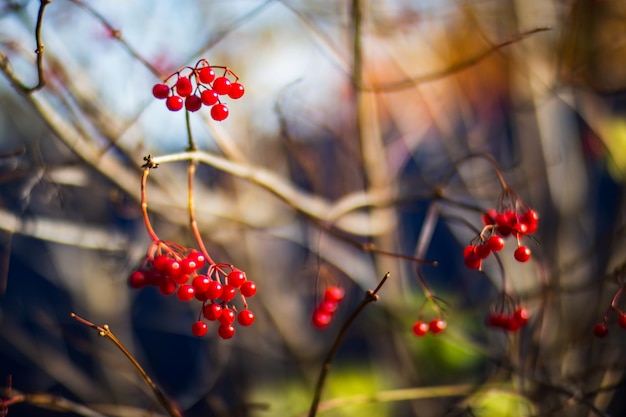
[
  {"left": 593, "top": 285, "right": 626, "bottom": 338},
  {"left": 485, "top": 293, "right": 530, "bottom": 332},
  {"left": 152, "top": 58, "right": 244, "bottom": 121},
  {"left": 311, "top": 286, "right": 345, "bottom": 329},
  {"left": 463, "top": 190, "right": 539, "bottom": 270},
  {"left": 412, "top": 318, "right": 447, "bottom": 337}
]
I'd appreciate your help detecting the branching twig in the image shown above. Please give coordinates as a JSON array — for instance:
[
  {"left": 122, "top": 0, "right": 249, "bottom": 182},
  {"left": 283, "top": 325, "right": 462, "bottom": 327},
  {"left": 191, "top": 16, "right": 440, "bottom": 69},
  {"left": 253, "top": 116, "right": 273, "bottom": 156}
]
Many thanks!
[
  {"left": 307, "top": 272, "right": 390, "bottom": 417},
  {"left": 70, "top": 313, "right": 183, "bottom": 417}
]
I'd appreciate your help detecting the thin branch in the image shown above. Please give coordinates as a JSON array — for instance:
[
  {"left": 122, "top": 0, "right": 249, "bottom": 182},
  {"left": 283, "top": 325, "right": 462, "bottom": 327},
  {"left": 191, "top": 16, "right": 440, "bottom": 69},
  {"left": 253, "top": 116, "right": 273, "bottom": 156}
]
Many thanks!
[
  {"left": 307, "top": 272, "right": 390, "bottom": 417},
  {"left": 70, "top": 313, "right": 183, "bottom": 417}
]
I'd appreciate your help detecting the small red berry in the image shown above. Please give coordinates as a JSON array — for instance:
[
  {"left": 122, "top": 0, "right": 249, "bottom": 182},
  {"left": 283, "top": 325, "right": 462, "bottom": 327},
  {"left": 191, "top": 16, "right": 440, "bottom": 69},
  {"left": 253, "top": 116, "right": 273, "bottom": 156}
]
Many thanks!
[
  {"left": 513, "top": 307, "right": 530, "bottom": 327},
  {"left": 412, "top": 321, "right": 429, "bottom": 336},
  {"left": 514, "top": 246, "right": 531, "bottom": 263},
  {"left": 228, "top": 83, "right": 245, "bottom": 99},
  {"left": 429, "top": 318, "right": 447, "bottom": 334},
  {"left": 210, "top": 103, "right": 229, "bottom": 121},
  {"left": 227, "top": 270, "right": 246, "bottom": 288},
  {"left": 318, "top": 301, "right": 338, "bottom": 314},
  {"left": 486, "top": 312, "right": 507, "bottom": 328},
  {"left": 128, "top": 270, "right": 147, "bottom": 288},
  {"left": 200, "top": 89, "right": 219, "bottom": 106},
  {"left": 240, "top": 280, "right": 257, "bottom": 297},
  {"left": 487, "top": 235, "right": 505, "bottom": 252},
  {"left": 218, "top": 324, "right": 235, "bottom": 339},
  {"left": 175, "top": 76, "right": 193, "bottom": 97},
  {"left": 522, "top": 209, "right": 539, "bottom": 234},
  {"left": 220, "top": 284, "right": 237, "bottom": 302},
  {"left": 219, "top": 308, "right": 236, "bottom": 325},
  {"left": 198, "top": 67, "right": 216, "bottom": 84},
  {"left": 324, "top": 286, "right": 345, "bottom": 303},
  {"left": 312, "top": 309, "right": 332, "bottom": 329},
  {"left": 152, "top": 83, "right": 170, "bottom": 99},
  {"left": 158, "top": 278, "right": 177, "bottom": 295},
  {"left": 176, "top": 284, "right": 195, "bottom": 301},
  {"left": 166, "top": 95, "right": 184, "bottom": 111},
  {"left": 203, "top": 303, "right": 223, "bottom": 321},
  {"left": 212, "top": 76, "right": 232, "bottom": 95},
  {"left": 191, "top": 321, "right": 208, "bottom": 337},
  {"left": 186, "top": 251, "right": 206, "bottom": 269},
  {"left": 593, "top": 322, "right": 609, "bottom": 338},
  {"left": 618, "top": 313, "right": 626, "bottom": 329},
  {"left": 482, "top": 209, "right": 497, "bottom": 225},
  {"left": 464, "top": 250, "right": 481, "bottom": 270},
  {"left": 237, "top": 309, "right": 255, "bottom": 326},
  {"left": 185, "top": 95, "right": 202, "bottom": 112},
  {"left": 204, "top": 280, "right": 223, "bottom": 300},
  {"left": 473, "top": 244, "right": 491, "bottom": 259}
]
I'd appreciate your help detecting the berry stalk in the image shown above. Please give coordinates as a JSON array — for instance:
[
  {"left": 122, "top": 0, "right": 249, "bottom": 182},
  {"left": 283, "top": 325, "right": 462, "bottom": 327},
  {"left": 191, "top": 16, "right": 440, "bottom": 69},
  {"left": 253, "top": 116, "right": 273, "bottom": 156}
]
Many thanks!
[{"left": 187, "top": 160, "right": 216, "bottom": 266}]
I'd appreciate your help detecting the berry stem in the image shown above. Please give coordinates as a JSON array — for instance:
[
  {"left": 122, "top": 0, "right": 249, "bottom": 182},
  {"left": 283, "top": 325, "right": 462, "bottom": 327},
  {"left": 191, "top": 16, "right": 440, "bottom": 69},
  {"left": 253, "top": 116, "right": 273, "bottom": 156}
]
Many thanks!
[
  {"left": 307, "top": 272, "right": 389, "bottom": 417},
  {"left": 187, "top": 161, "right": 216, "bottom": 266},
  {"left": 140, "top": 164, "right": 160, "bottom": 242},
  {"left": 185, "top": 109, "right": 197, "bottom": 151},
  {"left": 70, "top": 313, "right": 182, "bottom": 417}
]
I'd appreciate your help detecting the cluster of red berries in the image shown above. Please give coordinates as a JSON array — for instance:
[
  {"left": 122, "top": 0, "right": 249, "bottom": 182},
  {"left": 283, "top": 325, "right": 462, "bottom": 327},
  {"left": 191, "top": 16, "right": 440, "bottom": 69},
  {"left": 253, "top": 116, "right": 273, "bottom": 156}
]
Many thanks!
[
  {"left": 463, "top": 207, "right": 539, "bottom": 270},
  {"left": 412, "top": 318, "right": 447, "bottom": 337},
  {"left": 485, "top": 307, "right": 529, "bottom": 332},
  {"left": 311, "top": 286, "right": 345, "bottom": 329},
  {"left": 128, "top": 240, "right": 257, "bottom": 339},
  {"left": 152, "top": 58, "right": 244, "bottom": 121},
  {"left": 592, "top": 286, "right": 626, "bottom": 338}
]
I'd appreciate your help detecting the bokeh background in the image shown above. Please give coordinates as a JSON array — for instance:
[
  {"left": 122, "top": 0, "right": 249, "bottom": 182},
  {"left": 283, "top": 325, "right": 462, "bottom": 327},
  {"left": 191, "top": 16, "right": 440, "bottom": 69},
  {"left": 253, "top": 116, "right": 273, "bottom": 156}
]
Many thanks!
[{"left": 1, "top": 1, "right": 626, "bottom": 416}]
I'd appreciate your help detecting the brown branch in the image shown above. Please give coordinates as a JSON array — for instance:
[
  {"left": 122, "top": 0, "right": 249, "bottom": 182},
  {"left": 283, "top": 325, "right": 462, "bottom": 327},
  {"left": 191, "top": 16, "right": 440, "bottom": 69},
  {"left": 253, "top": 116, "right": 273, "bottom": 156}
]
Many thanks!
[
  {"left": 70, "top": 313, "right": 183, "bottom": 417},
  {"left": 307, "top": 272, "right": 390, "bottom": 417}
]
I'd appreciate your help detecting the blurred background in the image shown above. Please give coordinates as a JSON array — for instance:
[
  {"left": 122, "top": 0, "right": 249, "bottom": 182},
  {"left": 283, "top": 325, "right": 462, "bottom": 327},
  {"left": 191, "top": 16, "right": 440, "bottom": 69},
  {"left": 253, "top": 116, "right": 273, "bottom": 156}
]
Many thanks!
[{"left": 1, "top": 0, "right": 625, "bottom": 416}]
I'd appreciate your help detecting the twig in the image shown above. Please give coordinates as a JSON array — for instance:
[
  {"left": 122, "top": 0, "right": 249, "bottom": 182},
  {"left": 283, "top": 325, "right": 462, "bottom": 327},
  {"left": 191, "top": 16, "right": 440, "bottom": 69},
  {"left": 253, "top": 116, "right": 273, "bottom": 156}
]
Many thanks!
[
  {"left": 307, "top": 272, "right": 390, "bottom": 417},
  {"left": 70, "top": 313, "right": 183, "bottom": 417}
]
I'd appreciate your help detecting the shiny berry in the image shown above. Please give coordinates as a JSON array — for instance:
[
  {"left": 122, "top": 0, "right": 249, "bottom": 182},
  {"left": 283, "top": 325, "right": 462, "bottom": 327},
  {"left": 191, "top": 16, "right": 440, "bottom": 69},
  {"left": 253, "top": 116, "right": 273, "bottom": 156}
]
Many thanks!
[
  {"left": 218, "top": 308, "right": 236, "bottom": 325},
  {"left": 412, "top": 321, "right": 429, "bottom": 336},
  {"left": 185, "top": 95, "right": 202, "bottom": 112},
  {"left": 218, "top": 324, "right": 235, "bottom": 339},
  {"left": 228, "top": 83, "right": 245, "bottom": 99},
  {"left": 204, "top": 280, "right": 223, "bottom": 300},
  {"left": 203, "top": 303, "right": 223, "bottom": 321},
  {"left": 240, "top": 281, "right": 257, "bottom": 297},
  {"left": 129, "top": 270, "right": 147, "bottom": 288},
  {"left": 514, "top": 246, "right": 531, "bottom": 262},
  {"left": 487, "top": 235, "right": 505, "bottom": 252},
  {"left": 210, "top": 103, "right": 229, "bottom": 121},
  {"left": 227, "top": 270, "right": 246, "bottom": 288},
  {"left": 237, "top": 310, "right": 255, "bottom": 326},
  {"left": 175, "top": 77, "right": 193, "bottom": 97},
  {"left": 522, "top": 209, "right": 539, "bottom": 234},
  {"left": 324, "top": 286, "right": 345, "bottom": 303},
  {"left": 201, "top": 89, "right": 219, "bottom": 106},
  {"left": 158, "top": 278, "right": 176, "bottom": 295},
  {"left": 482, "top": 209, "right": 497, "bottom": 225},
  {"left": 212, "top": 76, "right": 232, "bottom": 95},
  {"left": 220, "top": 284, "right": 237, "bottom": 302},
  {"left": 513, "top": 307, "right": 530, "bottom": 327},
  {"left": 152, "top": 83, "right": 169, "bottom": 99},
  {"left": 166, "top": 95, "right": 184, "bottom": 111},
  {"left": 176, "top": 284, "right": 195, "bottom": 301},
  {"left": 429, "top": 318, "right": 447, "bottom": 334},
  {"left": 473, "top": 244, "right": 491, "bottom": 259},
  {"left": 198, "top": 67, "right": 215, "bottom": 84},
  {"left": 312, "top": 309, "right": 332, "bottom": 329},
  {"left": 191, "top": 321, "right": 208, "bottom": 337}
]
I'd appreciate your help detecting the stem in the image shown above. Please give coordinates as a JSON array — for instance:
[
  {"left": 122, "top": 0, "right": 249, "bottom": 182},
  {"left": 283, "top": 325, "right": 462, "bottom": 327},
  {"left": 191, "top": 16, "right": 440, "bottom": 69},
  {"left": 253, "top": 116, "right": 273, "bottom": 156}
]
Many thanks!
[
  {"left": 187, "top": 161, "right": 216, "bottom": 265},
  {"left": 140, "top": 167, "right": 159, "bottom": 242},
  {"left": 440, "top": 152, "right": 510, "bottom": 191},
  {"left": 70, "top": 313, "right": 182, "bottom": 417},
  {"left": 307, "top": 273, "right": 389, "bottom": 417},
  {"left": 185, "top": 110, "right": 197, "bottom": 151}
]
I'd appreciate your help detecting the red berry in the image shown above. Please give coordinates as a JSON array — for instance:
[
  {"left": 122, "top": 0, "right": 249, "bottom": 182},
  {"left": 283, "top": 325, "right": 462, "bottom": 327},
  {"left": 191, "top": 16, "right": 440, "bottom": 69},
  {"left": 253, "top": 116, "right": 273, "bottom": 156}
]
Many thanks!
[
  {"left": 180, "top": 258, "right": 197, "bottom": 275},
  {"left": 593, "top": 322, "right": 609, "bottom": 338},
  {"left": 473, "top": 244, "right": 491, "bottom": 259},
  {"left": 128, "top": 270, "right": 147, "bottom": 288},
  {"left": 191, "top": 321, "right": 208, "bottom": 337},
  {"left": 486, "top": 312, "right": 507, "bottom": 328},
  {"left": 482, "top": 209, "right": 497, "bottom": 225},
  {"left": 166, "top": 95, "right": 184, "bottom": 111},
  {"left": 318, "top": 300, "right": 338, "bottom": 314},
  {"left": 200, "top": 89, "right": 219, "bottom": 106},
  {"left": 186, "top": 251, "right": 205, "bottom": 269},
  {"left": 240, "top": 280, "right": 257, "bottom": 297},
  {"left": 204, "top": 280, "right": 223, "bottom": 300},
  {"left": 185, "top": 95, "right": 202, "bottom": 112},
  {"left": 228, "top": 83, "right": 245, "bottom": 99},
  {"left": 618, "top": 313, "right": 626, "bottom": 329},
  {"left": 203, "top": 303, "right": 223, "bottom": 321},
  {"left": 220, "top": 284, "right": 237, "bottom": 302},
  {"left": 464, "top": 251, "right": 481, "bottom": 270},
  {"left": 192, "top": 275, "right": 211, "bottom": 300},
  {"left": 522, "top": 209, "right": 539, "bottom": 234},
  {"left": 198, "top": 67, "right": 215, "bottom": 84},
  {"left": 495, "top": 210, "right": 516, "bottom": 236},
  {"left": 429, "top": 318, "right": 447, "bottom": 334},
  {"left": 152, "top": 83, "right": 169, "bottom": 99},
  {"left": 176, "top": 284, "right": 195, "bottom": 301},
  {"left": 175, "top": 76, "right": 193, "bottom": 97},
  {"left": 212, "top": 76, "right": 232, "bottom": 95},
  {"left": 227, "top": 270, "right": 246, "bottom": 288},
  {"left": 312, "top": 309, "right": 332, "bottom": 329},
  {"left": 412, "top": 321, "right": 429, "bottom": 336},
  {"left": 219, "top": 308, "right": 235, "bottom": 325},
  {"left": 237, "top": 309, "right": 255, "bottom": 326},
  {"left": 210, "top": 103, "right": 229, "bottom": 121},
  {"left": 514, "top": 246, "right": 531, "bottom": 263},
  {"left": 158, "top": 278, "right": 177, "bottom": 295},
  {"left": 324, "top": 286, "right": 345, "bottom": 303},
  {"left": 513, "top": 307, "right": 530, "bottom": 327},
  {"left": 503, "top": 317, "right": 521, "bottom": 332},
  {"left": 487, "top": 235, "right": 505, "bottom": 252},
  {"left": 152, "top": 255, "right": 170, "bottom": 273},
  {"left": 218, "top": 324, "right": 235, "bottom": 339}
]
